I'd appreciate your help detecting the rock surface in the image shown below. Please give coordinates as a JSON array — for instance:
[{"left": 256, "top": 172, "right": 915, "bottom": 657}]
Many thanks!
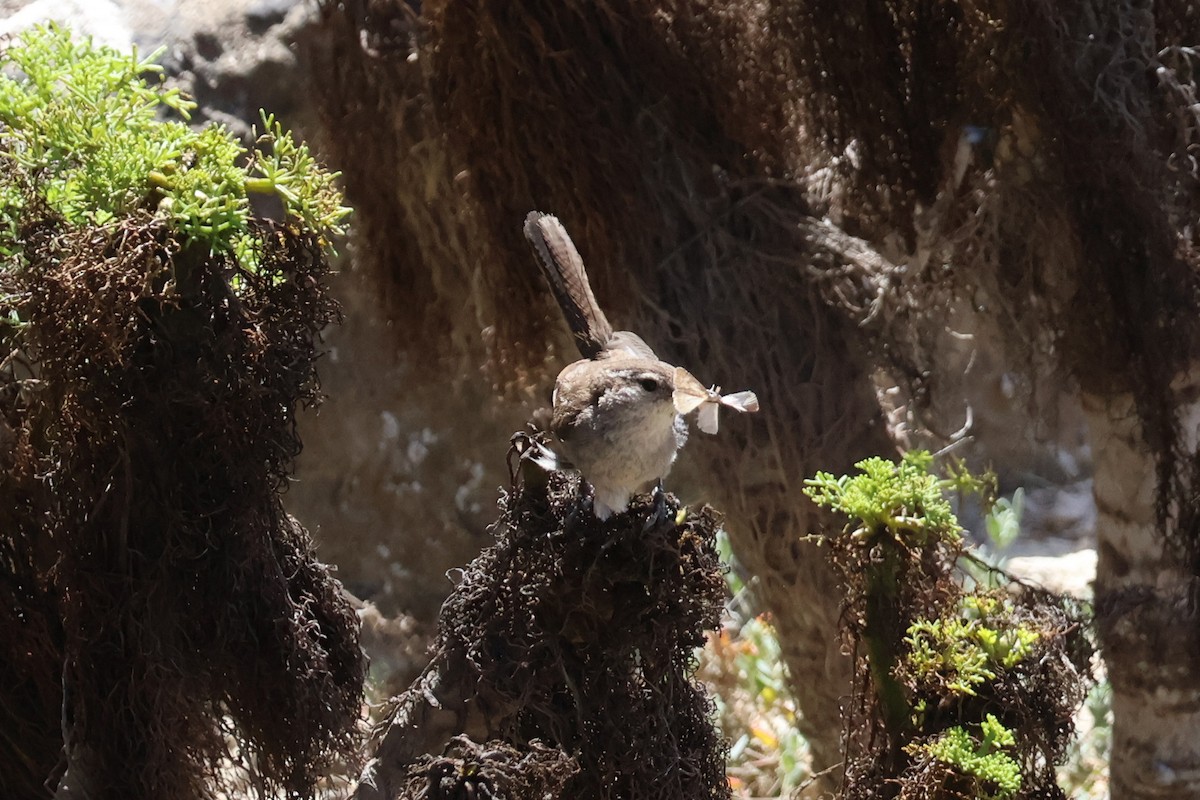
[{"left": 1, "top": 0, "right": 316, "bottom": 139}]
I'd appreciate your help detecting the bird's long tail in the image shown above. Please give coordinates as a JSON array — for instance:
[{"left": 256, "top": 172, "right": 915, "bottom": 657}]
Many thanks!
[{"left": 523, "top": 211, "right": 614, "bottom": 359}]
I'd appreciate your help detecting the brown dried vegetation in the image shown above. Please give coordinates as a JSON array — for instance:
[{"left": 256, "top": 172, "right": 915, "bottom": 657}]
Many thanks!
[
  {"left": 0, "top": 207, "right": 364, "bottom": 799},
  {"left": 305, "top": 0, "right": 897, "bottom": 774},
  {"left": 394, "top": 736, "right": 579, "bottom": 800},
  {"left": 361, "top": 462, "right": 729, "bottom": 800}
]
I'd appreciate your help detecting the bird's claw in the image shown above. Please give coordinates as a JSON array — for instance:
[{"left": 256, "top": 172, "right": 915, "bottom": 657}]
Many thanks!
[
  {"left": 642, "top": 482, "right": 671, "bottom": 532},
  {"left": 507, "top": 430, "right": 562, "bottom": 489}
]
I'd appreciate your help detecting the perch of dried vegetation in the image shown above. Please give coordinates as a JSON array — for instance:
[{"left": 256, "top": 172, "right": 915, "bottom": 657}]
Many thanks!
[{"left": 354, "top": 446, "right": 730, "bottom": 800}]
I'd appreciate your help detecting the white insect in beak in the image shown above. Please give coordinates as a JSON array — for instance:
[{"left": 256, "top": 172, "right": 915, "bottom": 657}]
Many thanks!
[{"left": 672, "top": 367, "right": 760, "bottom": 434}]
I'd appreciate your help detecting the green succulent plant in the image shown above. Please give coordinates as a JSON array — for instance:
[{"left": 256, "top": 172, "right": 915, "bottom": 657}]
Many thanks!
[{"left": 0, "top": 24, "right": 349, "bottom": 264}]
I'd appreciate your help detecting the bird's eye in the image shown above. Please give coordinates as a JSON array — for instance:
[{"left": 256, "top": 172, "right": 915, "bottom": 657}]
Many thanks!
[{"left": 639, "top": 378, "right": 660, "bottom": 392}]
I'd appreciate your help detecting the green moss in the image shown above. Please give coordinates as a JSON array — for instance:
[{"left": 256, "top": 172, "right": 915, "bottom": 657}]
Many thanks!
[
  {"left": 905, "top": 596, "right": 1040, "bottom": 697},
  {"left": 0, "top": 24, "right": 349, "bottom": 262},
  {"left": 804, "top": 451, "right": 993, "bottom": 546},
  {"left": 918, "top": 715, "right": 1022, "bottom": 799}
]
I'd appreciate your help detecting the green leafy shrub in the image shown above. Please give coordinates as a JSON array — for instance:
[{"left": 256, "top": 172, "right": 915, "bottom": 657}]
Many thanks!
[
  {"left": 805, "top": 452, "right": 1093, "bottom": 800},
  {"left": 917, "top": 715, "right": 1022, "bottom": 800},
  {"left": 904, "top": 596, "right": 1041, "bottom": 698},
  {"left": 805, "top": 451, "right": 990, "bottom": 546},
  {"left": 0, "top": 23, "right": 348, "bottom": 261}
]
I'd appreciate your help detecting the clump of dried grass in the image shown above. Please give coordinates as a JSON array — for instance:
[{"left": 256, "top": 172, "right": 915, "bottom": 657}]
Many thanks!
[
  {"left": 361, "top": 464, "right": 730, "bottom": 800},
  {"left": 0, "top": 211, "right": 364, "bottom": 799}
]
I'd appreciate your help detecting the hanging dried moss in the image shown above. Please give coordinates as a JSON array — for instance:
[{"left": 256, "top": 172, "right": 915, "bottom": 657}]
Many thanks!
[
  {"left": 302, "top": 0, "right": 491, "bottom": 375},
  {"left": 305, "top": 2, "right": 899, "bottom": 776},
  {"left": 790, "top": 0, "right": 1200, "bottom": 561},
  {"left": 0, "top": 210, "right": 364, "bottom": 799},
  {"left": 0, "top": 518, "right": 61, "bottom": 800}
]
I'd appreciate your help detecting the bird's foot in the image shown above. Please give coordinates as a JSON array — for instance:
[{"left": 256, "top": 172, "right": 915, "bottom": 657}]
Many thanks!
[{"left": 642, "top": 482, "right": 672, "bottom": 532}]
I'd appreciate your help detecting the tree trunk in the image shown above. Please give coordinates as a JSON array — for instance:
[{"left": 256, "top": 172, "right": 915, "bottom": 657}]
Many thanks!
[{"left": 1085, "top": 385, "right": 1200, "bottom": 798}]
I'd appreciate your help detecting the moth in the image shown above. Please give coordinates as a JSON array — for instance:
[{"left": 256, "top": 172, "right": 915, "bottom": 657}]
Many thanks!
[{"left": 672, "top": 367, "right": 760, "bottom": 434}]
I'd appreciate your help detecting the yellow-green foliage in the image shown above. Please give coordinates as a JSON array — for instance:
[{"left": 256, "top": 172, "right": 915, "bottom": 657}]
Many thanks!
[
  {"left": 806, "top": 451, "right": 1088, "bottom": 800},
  {"left": 918, "top": 715, "right": 1022, "bottom": 800},
  {"left": 804, "top": 451, "right": 991, "bottom": 545},
  {"left": 906, "top": 596, "right": 1040, "bottom": 697},
  {"left": 0, "top": 24, "right": 349, "bottom": 259}
]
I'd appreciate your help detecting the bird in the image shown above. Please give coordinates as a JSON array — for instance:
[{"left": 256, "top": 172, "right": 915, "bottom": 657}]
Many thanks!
[{"left": 522, "top": 211, "right": 687, "bottom": 519}]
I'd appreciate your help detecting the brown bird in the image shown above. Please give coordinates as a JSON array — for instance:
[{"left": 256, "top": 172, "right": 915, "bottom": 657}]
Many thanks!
[{"left": 523, "top": 212, "right": 685, "bottom": 519}]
